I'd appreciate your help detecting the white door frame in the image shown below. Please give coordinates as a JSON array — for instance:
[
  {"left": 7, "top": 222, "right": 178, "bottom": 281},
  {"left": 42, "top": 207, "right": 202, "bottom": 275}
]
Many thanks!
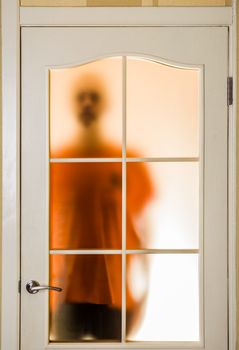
[{"left": 1, "top": 2, "right": 237, "bottom": 350}]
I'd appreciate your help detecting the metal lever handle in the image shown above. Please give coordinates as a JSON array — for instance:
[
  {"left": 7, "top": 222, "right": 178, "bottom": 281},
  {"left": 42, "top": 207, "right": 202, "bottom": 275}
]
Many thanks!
[{"left": 26, "top": 280, "right": 63, "bottom": 294}]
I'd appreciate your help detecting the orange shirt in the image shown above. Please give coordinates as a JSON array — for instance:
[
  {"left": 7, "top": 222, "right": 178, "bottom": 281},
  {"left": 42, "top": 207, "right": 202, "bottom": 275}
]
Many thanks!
[{"left": 50, "top": 145, "right": 153, "bottom": 311}]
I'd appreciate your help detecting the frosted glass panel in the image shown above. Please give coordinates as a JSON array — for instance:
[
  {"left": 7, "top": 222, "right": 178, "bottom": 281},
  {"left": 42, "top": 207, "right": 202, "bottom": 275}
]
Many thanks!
[
  {"left": 49, "top": 55, "right": 202, "bottom": 344},
  {"left": 126, "top": 57, "right": 200, "bottom": 158},
  {"left": 126, "top": 254, "right": 200, "bottom": 341},
  {"left": 50, "top": 57, "right": 122, "bottom": 158},
  {"left": 50, "top": 162, "right": 122, "bottom": 249},
  {"left": 126, "top": 162, "right": 199, "bottom": 249},
  {"left": 50, "top": 254, "right": 122, "bottom": 342}
]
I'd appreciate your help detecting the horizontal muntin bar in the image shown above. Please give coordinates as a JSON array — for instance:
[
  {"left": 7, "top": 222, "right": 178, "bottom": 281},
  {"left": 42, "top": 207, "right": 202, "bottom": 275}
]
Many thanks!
[
  {"left": 50, "top": 158, "right": 122, "bottom": 163},
  {"left": 50, "top": 249, "right": 199, "bottom": 255},
  {"left": 50, "top": 157, "right": 199, "bottom": 163},
  {"left": 125, "top": 157, "right": 199, "bottom": 162}
]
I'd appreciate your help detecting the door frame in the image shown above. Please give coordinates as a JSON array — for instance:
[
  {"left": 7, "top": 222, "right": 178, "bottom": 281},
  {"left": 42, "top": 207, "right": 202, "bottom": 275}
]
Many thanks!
[{"left": 1, "top": 2, "right": 237, "bottom": 350}]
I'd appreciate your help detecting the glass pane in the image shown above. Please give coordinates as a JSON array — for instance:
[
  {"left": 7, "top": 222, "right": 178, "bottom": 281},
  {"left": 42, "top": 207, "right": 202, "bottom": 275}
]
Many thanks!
[
  {"left": 126, "top": 254, "right": 199, "bottom": 341},
  {"left": 126, "top": 162, "right": 199, "bottom": 249},
  {"left": 50, "top": 162, "right": 122, "bottom": 249},
  {"left": 126, "top": 57, "right": 200, "bottom": 158},
  {"left": 48, "top": 55, "right": 202, "bottom": 344},
  {"left": 50, "top": 57, "right": 122, "bottom": 158},
  {"left": 50, "top": 254, "right": 122, "bottom": 342}
]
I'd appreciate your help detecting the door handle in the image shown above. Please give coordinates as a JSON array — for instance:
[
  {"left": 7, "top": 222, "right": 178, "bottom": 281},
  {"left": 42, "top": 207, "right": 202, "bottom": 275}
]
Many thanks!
[{"left": 26, "top": 280, "right": 63, "bottom": 294}]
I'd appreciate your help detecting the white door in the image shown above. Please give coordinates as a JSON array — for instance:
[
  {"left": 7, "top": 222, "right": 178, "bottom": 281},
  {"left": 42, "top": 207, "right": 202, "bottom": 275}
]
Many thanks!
[{"left": 21, "top": 26, "right": 228, "bottom": 350}]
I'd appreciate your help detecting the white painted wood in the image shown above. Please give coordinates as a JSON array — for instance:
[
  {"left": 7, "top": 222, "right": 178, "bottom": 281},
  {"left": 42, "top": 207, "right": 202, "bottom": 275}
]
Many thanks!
[
  {"left": 1, "top": 2, "right": 236, "bottom": 350},
  {"left": 50, "top": 157, "right": 199, "bottom": 162},
  {"left": 49, "top": 249, "right": 200, "bottom": 255},
  {"left": 46, "top": 342, "right": 203, "bottom": 350},
  {"left": 21, "top": 26, "right": 228, "bottom": 350},
  {"left": 1, "top": 1, "right": 20, "bottom": 350},
  {"left": 121, "top": 56, "right": 127, "bottom": 343},
  {"left": 228, "top": 2, "right": 237, "bottom": 350},
  {"left": 19, "top": 7, "right": 233, "bottom": 26}
]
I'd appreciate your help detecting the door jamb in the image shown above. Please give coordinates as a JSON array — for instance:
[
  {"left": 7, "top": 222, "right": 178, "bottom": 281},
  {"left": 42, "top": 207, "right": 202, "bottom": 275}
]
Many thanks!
[
  {"left": 1, "top": 3, "right": 237, "bottom": 350},
  {"left": 1, "top": 1, "right": 20, "bottom": 350},
  {"left": 228, "top": 1, "right": 237, "bottom": 350}
]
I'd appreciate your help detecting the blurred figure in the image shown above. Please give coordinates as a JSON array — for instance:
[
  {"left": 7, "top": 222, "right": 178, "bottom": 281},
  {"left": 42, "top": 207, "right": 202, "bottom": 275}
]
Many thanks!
[{"left": 50, "top": 73, "right": 154, "bottom": 342}]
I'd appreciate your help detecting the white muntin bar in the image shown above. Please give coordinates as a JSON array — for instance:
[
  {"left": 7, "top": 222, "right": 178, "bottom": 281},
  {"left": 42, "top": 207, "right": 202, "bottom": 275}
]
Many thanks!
[
  {"left": 121, "top": 55, "right": 127, "bottom": 343},
  {"left": 49, "top": 249, "right": 200, "bottom": 255},
  {"left": 126, "top": 157, "right": 199, "bottom": 162},
  {"left": 50, "top": 158, "right": 123, "bottom": 163},
  {"left": 49, "top": 250, "right": 123, "bottom": 255},
  {"left": 50, "top": 157, "right": 199, "bottom": 163}
]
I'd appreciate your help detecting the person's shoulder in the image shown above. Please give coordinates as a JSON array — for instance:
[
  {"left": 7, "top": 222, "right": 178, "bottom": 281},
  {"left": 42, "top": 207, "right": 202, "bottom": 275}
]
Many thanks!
[
  {"left": 100, "top": 143, "right": 121, "bottom": 158},
  {"left": 50, "top": 144, "right": 79, "bottom": 158},
  {"left": 126, "top": 149, "right": 141, "bottom": 159}
]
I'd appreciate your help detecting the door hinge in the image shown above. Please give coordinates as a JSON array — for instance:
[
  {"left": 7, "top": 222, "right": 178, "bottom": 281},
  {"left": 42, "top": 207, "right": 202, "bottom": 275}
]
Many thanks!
[
  {"left": 18, "top": 280, "right": 21, "bottom": 293},
  {"left": 227, "top": 77, "right": 233, "bottom": 106}
]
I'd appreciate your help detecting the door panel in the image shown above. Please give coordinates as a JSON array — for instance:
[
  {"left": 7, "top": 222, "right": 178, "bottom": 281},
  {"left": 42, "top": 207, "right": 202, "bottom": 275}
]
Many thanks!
[{"left": 21, "top": 27, "right": 228, "bottom": 350}]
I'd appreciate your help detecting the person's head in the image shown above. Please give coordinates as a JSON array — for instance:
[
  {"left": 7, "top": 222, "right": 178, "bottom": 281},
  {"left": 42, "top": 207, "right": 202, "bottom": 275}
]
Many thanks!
[{"left": 71, "top": 73, "right": 107, "bottom": 128}]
